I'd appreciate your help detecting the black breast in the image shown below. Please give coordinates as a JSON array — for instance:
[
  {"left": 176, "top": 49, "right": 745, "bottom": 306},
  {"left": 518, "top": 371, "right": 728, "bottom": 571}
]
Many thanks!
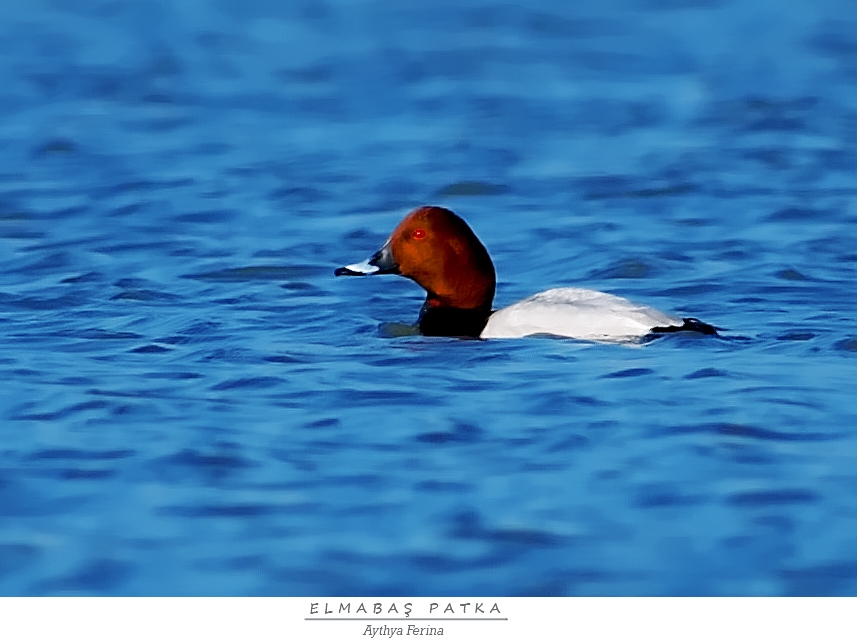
[{"left": 417, "top": 304, "right": 492, "bottom": 338}]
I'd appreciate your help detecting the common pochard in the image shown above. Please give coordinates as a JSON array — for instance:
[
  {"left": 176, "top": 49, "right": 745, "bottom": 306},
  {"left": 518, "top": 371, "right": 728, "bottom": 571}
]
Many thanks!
[{"left": 335, "top": 206, "right": 716, "bottom": 342}]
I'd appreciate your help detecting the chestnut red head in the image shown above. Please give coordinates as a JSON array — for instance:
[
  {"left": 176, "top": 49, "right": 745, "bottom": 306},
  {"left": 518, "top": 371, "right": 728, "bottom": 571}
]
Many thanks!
[{"left": 335, "top": 206, "right": 496, "bottom": 312}]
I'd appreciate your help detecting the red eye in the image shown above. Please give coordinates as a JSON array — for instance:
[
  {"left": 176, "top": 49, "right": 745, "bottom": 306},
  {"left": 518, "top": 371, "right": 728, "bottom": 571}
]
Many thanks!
[{"left": 413, "top": 228, "right": 426, "bottom": 239}]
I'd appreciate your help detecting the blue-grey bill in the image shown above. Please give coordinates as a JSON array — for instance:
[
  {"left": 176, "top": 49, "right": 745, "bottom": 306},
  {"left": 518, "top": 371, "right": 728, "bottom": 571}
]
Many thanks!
[{"left": 334, "top": 259, "right": 380, "bottom": 276}]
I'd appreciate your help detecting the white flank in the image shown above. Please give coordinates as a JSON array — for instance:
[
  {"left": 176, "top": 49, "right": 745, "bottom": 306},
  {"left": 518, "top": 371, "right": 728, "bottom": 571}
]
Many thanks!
[{"left": 480, "top": 287, "right": 683, "bottom": 342}]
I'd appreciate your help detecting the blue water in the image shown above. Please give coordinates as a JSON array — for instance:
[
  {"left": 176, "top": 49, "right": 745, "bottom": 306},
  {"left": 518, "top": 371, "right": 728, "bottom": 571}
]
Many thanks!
[{"left": 1, "top": 0, "right": 856, "bottom": 596}]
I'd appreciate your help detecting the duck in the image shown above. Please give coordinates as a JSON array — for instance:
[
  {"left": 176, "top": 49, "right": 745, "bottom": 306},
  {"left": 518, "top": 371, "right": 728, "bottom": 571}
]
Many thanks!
[{"left": 335, "top": 206, "right": 717, "bottom": 342}]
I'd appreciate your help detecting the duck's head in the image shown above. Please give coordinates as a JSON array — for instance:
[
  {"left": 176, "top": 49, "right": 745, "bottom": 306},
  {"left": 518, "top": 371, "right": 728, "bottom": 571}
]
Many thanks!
[{"left": 336, "top": 206, "right": 496, "bottom": 312}]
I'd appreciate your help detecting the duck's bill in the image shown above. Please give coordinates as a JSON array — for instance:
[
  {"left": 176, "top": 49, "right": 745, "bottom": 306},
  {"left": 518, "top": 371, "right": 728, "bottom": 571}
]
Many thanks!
[
  {"left": 335, "top": 259, "right": 381, "bottom": 276},
  {"left": 334, "top": 240, "right": 399, "bottom": 276}
]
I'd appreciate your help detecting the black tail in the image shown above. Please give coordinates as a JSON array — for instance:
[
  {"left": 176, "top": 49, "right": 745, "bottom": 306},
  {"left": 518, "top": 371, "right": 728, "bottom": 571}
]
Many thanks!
[{"left": 651, "top": 317, "right": 718, "bottom": 336}]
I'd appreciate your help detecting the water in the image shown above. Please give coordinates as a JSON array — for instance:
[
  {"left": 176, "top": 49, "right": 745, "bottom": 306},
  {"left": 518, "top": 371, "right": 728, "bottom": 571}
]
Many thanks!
[{"left": 1, "top": 0, "right": 856, "bottom": 596}]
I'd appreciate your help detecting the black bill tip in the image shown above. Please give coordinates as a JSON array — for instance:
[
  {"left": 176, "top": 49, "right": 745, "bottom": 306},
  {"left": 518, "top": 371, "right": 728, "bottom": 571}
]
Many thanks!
[{"left": 334, "top": 266, "right": 364, "bottom": 276}]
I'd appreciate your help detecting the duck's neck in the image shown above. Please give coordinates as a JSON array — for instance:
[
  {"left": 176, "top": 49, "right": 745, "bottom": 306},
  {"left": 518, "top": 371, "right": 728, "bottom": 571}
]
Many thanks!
[{"left": 417, "top": 301, "right": 492, "bottom": 338}]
